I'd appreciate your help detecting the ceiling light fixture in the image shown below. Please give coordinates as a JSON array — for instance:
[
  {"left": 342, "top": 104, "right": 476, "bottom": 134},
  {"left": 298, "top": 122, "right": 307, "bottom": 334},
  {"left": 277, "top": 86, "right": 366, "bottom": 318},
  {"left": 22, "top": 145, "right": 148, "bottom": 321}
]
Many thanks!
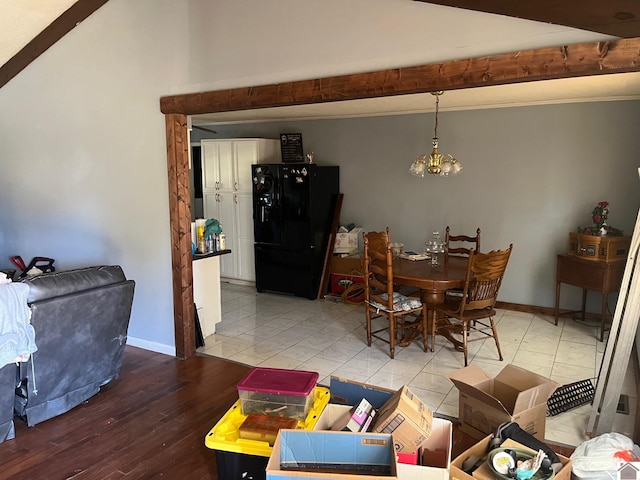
[{"left": 409, "top": 91, "right": 462, "bottom": 177}]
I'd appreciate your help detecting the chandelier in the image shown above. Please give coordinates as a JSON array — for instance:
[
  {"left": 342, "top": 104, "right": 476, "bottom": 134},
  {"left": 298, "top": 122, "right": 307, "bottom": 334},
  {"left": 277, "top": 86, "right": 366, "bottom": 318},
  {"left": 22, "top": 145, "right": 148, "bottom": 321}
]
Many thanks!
[{"left": 409, "top": 91, "right": 463, "bottom": 177}]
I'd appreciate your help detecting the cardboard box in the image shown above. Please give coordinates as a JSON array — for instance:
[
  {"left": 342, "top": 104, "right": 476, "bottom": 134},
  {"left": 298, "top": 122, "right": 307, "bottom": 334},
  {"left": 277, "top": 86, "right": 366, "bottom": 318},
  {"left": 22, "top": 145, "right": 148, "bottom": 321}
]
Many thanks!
[
  {"left": 372, "top": 385, "right": 434, "bottom": 454},
  {"left": 314, "top": 404, "right": 354, "bottom": 431},
  {"left": 447, "top": 364, "right": 558, "bottom": 441},
  {"left": 334, "top": 229, "right": 363, "bottom": 254},
  {"left": 450, "top": 435, "right": 572, "bottom": 480},
  {"left": 345, "top": 398, "right": 377, "bottom": 432},
  {"left": 330, "top": 376, "right": 397, "bottom": 410},
  {"left": 395, "top": 417, "right": 452, "bottom": 480},
  {"left": 266, "top": 429, "right": 398, "bottom": 479},
  {"left": 330, "top": 377, "right": 435, "bottom": 454},
  {"left": 330, "top": 256, "right": 363, "bottom": 275},
  {"left": 324, "top": 379, "right": 452, "bottom": 480}
]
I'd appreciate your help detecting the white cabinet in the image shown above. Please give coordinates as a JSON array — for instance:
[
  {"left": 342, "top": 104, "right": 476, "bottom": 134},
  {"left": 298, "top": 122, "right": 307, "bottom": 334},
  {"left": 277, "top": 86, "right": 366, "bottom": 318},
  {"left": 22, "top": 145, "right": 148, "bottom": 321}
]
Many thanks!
[
  {"left": 192, "top": 255, "right": 222, "bottom": 338},
  {"left": 201, "top": 138, "right": 280, "bottom": 282}
]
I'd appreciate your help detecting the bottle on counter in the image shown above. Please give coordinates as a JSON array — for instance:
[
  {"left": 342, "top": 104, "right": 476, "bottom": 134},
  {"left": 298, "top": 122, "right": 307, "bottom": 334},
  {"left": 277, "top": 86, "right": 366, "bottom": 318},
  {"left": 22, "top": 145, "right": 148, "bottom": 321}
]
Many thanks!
[
  {"left": 196, "top": 225, "right": 206, "bottom": 254},
  {"left": 219, "top": 232, "right": 226, "bottom": 251}
]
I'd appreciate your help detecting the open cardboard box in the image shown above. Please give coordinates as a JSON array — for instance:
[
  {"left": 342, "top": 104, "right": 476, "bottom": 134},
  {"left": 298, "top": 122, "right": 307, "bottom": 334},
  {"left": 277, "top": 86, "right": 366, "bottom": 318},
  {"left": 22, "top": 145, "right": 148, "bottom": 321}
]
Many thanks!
[
  {"left": 447, "top": 364, "right": 558, "bottom": 441},
  {"left": 395, "top": 416, "right": 452, "bottom": 480},
  {"left": 328, "top": 377, "right": 452, "bottom": 480},
  {"left": 266, "top": 429, "right": 398, "bottom": 479},
  {"left": 451, "top": 435, "right": 572, "bottom": 480},
  {"left": 330, "top": 378, "right": 433, "bottom": 453},
  {"left": 315, "top": 403, "right": 452, "bottom": 480}
]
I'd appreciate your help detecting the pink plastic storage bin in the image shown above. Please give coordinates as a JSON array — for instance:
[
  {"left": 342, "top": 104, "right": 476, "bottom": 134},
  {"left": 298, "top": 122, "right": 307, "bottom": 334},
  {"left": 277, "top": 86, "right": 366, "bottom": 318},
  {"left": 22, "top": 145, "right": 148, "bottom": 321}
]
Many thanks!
[{"left": 236, "top": 367, "right": 319, "bottom": 421}]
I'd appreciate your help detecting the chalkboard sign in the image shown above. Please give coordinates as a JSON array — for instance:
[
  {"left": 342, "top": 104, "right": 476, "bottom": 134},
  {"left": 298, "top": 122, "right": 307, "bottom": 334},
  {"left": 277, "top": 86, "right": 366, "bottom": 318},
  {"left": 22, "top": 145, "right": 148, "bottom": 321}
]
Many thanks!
[{"left": 280, "top": 133, "right": 304, "bottom": 163}]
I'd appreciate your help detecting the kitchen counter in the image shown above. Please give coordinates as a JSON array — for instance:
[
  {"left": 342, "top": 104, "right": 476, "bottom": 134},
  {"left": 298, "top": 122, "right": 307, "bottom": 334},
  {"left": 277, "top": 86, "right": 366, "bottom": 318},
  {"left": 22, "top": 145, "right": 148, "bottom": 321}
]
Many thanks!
[
  {"left": 193, "top": 249, "right": 232, "bottom": 261},
  {"left": 192, "top": 249, "right": 232, "bottom": 339}
]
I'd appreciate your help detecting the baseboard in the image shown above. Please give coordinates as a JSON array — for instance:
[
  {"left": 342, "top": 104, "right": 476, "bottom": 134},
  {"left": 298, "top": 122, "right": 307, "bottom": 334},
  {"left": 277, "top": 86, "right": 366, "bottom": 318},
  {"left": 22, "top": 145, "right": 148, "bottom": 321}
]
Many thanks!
[
  {"left": 495, "top": 301, "right": 604, "bottom": 322},
  {"left": 221, "top": 278, "right": 255, "bottom": 287},
  {"left": 127, "top": 336, "right": 175, "bottom": 356}
]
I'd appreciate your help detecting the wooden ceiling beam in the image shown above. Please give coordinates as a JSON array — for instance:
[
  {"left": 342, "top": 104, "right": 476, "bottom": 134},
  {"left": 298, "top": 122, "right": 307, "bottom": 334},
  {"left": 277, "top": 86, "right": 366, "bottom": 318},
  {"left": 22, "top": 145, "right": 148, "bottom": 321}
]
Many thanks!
[
  {"left": 160, "top": 37, "right": 640, "bottom": 116},
  {"left": 418, "top": 0, "right": 640, "bottom": 38}
]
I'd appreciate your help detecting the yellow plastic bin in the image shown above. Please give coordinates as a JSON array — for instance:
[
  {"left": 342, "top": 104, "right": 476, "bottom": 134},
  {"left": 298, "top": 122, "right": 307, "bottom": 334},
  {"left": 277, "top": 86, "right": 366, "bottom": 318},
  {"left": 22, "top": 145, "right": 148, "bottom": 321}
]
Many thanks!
[{"left": 205, "top": 386, "right": 329, "bottom": 479}]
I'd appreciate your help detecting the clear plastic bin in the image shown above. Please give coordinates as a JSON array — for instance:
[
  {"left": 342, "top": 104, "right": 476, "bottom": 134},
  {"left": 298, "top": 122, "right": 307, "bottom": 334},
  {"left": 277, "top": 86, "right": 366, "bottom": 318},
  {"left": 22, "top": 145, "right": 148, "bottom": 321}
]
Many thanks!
[
  {"left": 236, "top": 367, "right": 319, "bottom": 421},
  {"left": 205, "top": 386, "right": 329, "bottom": 456}
]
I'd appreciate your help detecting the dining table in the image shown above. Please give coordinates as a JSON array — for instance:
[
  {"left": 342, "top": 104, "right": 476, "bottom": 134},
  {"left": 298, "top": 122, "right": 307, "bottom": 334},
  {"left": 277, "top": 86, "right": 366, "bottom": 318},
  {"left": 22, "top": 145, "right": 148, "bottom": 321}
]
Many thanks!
[{"left": 392, "top": 255, "right": 469, "bottom": 349}]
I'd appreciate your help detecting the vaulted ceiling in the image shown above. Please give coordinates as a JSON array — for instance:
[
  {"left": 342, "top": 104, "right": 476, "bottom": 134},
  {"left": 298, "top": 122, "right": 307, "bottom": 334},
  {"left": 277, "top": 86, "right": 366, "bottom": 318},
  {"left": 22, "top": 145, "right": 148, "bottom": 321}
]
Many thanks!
[
  {"left": 0, "top": 0, "right": 107, "bottom": 89},
  {"left": 2, "top": 1, "right": 640, "bottom": 121},
  {"left": 420, "top": 0, "right": 640, "bottom": 38}
]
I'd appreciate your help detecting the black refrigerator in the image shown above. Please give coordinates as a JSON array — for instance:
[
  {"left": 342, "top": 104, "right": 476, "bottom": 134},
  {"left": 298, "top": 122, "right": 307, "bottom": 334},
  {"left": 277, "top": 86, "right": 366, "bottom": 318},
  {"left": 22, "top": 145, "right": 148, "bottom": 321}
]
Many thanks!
[{"left": 252, "top": 163, "right": 340, "bottom": 299}]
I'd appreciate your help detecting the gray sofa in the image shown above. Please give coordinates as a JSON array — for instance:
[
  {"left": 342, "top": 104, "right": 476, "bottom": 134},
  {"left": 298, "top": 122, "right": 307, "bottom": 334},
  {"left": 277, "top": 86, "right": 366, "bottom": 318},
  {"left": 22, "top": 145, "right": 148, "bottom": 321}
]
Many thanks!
[
  {"left": 14, "top": 265, "right": 135, "bottom": 427},
  {"left": 0, "top": 364, "right": 15, "bottom": 442}
]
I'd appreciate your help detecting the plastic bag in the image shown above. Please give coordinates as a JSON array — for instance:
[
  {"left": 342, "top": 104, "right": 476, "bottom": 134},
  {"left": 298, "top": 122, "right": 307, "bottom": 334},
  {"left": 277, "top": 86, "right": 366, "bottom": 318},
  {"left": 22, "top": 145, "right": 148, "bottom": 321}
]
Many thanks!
[{"left": 571, "top": 433, "right": 640, "bottom": 480}]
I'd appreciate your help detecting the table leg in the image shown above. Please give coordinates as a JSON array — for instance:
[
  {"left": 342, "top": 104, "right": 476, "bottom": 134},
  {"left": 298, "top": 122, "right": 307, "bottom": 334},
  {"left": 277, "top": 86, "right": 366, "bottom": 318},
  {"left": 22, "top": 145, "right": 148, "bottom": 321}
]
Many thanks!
[
  {"left": 421, "top": 290, "right": 465, "bottom": 351},
  {"left": 581, "top": 289, "right": 587, "bottom": 322},
  {"left": 600, "top": 293, "right": 607, "bottom": 342}
]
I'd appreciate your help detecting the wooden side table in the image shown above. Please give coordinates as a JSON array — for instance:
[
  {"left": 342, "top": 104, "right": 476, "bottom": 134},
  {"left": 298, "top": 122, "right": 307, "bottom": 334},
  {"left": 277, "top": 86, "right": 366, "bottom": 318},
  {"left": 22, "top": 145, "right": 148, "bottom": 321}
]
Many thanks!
[{"left": 555, "top": 254, "right": 626, "bottom": 341}]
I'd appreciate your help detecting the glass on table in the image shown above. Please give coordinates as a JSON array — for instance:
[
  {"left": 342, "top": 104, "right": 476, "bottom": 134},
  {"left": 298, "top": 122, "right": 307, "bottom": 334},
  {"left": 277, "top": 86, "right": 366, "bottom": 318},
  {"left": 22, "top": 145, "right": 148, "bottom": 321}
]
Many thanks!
[{"left": 425, "top": 231, "right": 446, "bottom": 265}]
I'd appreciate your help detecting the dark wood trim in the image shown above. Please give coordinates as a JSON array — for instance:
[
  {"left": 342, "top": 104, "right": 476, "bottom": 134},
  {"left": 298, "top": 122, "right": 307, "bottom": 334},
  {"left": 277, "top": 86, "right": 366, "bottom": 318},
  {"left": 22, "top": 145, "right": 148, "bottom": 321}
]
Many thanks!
[
  {"left": 496, "top": 300, "right": 607, "bottom": 322},
  {"left": 418, "top": 1, "right": 640, "bottom": 38},
  {"left": 495, "top": 301, "right": 557, "bottom": 317},
  {"left": 165, "top": 114, "right": 194, "bottom": 359},
  {"left": 160, "top": 37, "right": 640, "bottom": 116},
  {"left": 0, "top": 0, "right": 109, "bottom": 89}
]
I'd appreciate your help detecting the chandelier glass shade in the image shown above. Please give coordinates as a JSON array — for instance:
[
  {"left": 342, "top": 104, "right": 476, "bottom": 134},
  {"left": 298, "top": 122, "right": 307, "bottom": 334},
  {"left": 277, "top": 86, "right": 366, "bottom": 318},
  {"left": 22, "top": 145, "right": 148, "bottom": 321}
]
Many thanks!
[{"left": 409, "top": 92, "right": 463, "bottom": 177}]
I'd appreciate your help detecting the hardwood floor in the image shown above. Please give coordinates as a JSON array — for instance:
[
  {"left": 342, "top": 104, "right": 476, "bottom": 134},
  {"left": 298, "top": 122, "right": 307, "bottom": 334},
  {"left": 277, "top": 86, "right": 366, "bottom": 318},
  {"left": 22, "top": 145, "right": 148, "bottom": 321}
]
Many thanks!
[
  {"left": 0, "top": 345, "right": 574, "bottom": 479},
  {"left": 0, "top": 346, "right": 251, "bottom": 479}
]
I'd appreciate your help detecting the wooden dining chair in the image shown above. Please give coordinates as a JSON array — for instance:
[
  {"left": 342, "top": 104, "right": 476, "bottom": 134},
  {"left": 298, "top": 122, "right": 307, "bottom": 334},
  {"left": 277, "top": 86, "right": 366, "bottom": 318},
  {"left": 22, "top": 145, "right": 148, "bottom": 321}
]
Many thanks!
[
  {"left": 445, "top": 226, "right": 481, "bottom": 257},
  {"left": 362, "top": 228, "right": 430, "bottom": 358},
  {"left": 434, "top": 244, "right": 513, "bottom": 366},
  {"left": 444, "top": 226, "right": 482, "bottom": 303}
]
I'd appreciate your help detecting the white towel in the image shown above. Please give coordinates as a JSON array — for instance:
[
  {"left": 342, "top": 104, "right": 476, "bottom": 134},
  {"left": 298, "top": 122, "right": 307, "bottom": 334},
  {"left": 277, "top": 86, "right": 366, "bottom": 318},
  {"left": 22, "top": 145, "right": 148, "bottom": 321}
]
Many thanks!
[{"left": 0, "top": 283, "right": 37, "bottom": 367}]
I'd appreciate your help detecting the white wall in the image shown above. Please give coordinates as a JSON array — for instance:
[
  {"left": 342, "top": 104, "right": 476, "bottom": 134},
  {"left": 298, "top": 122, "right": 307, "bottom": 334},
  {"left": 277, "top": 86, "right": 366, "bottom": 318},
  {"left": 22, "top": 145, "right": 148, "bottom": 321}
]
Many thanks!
[
  {"left": 0, "top": 1, "right": 190, "bottom": 354},
  {"left": 0, "top": 0, "right": 624, "bottom": 354}
]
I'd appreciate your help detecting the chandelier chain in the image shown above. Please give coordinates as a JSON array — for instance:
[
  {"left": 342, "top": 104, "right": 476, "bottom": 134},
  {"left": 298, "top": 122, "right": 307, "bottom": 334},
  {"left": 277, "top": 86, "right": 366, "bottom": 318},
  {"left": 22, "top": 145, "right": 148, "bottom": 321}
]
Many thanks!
[{"left": 433, "top": 94, "right": 439, "bottom": 139}]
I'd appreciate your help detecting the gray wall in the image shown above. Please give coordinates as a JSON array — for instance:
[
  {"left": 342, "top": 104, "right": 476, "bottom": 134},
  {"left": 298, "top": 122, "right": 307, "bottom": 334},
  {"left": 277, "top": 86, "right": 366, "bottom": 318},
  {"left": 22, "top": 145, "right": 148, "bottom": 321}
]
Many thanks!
[{"left": 193, "top": 100, "right": 640, "bottom": 310}]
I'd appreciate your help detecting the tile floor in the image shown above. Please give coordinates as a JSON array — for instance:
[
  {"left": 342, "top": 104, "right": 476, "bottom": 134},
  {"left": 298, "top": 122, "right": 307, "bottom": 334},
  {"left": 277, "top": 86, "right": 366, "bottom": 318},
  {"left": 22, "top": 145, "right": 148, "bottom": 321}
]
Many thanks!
[{"left": 198, "top": 282, "right": 637, "bottom": 448}]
